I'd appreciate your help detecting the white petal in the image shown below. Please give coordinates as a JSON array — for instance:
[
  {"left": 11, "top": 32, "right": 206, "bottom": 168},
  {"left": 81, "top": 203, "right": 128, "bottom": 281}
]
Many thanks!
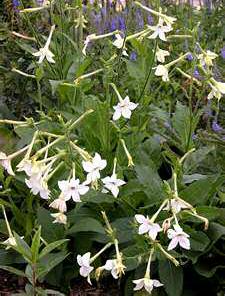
[
  {"left": 168, "top": 237, "right": 179, "bottom": 250},
  {"left": 121, "top": 108, "right": 132, "bottom": 119},
  {"left": 82, "top": 161, "right": 93, "bottom": 173},
  {"left": 135, "top": 214, "right": 147, "bottom": 224},
  {"left": 139, "top": 224, "right": 150, "bottom": 235},
  {"left": 78, "top": 184, "right": 89, "bottom": 195},
  {"left": 153, "top": 279, "right": 163, "bottom": 287},
  {"left": 178, "top": 236, "right": 190, "bottom": 250},
  {"left": 113, "top": 109, "right": 122, "bottom": 121}
]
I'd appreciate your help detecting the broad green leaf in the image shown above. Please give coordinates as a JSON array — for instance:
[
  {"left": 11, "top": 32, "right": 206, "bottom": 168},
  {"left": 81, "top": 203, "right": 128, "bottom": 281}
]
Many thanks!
[
  {"left": 31, "top": 226, "right": 41, "bottom": 263},
  {"left": 13, "top": 232, "right": 32, "bottom": 263},
  {"left": 159, "top": 260, "right": 183, "bottom": 296},
  {"left": 0, "top": 265, "right": 26, "bottom": 277},
  {"left": 66, "top": 217, "right": 105, "bottom": 235},
  {"left": 39, "top": 239, "right": 69, "bottom": 259}
]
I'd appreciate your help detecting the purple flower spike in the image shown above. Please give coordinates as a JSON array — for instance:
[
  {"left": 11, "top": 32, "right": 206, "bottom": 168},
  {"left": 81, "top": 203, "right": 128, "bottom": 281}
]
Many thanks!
[
  {"left": 221, "top": 46, "right": 225, "bottom": 59},
  {"left": 186, "top": 53, "right": 194, "bottom": 61},
  {"left": 130, "top": 51, "right": 137, "bottom": 61},
  {"left": 212, "top": 121, "right": 223, "bottom": 133}
]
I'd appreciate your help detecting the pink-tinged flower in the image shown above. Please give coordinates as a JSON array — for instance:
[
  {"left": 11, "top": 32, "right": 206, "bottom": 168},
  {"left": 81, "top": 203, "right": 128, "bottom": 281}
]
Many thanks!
[
  {"left": 133, "top": 277, "right": 163, "bottom": 294},
  {"left": 49, "top": 194, "right": 67, "bottom": 212},
  {"left": 77, "top": 252, "right": 94, "bottom": 284},
  {"left": 135, "top": 215, "right": 162, "bottom": 240},
  {"left": 58, "top": 178, "right": 89, "bottom": 202},
  {"left": 51, "top": 212, "right": 67, "bottom": 224},
  {"left": 148, "top": 18, "right": 172, "bottom": 41},
  {"left": 164, "top": 198, "right": 191, "bottom": 214},
  {"left": 167, "top": 224, "right": 190, "bottom": 251},
  {"left": 0, "top": 152, "right": 14, "bottom": 176},
  {"left": 113, "top": 96, "right": 138, "bottom": 121},
  {"left": 82, "top": 153, "right": 107, "bottom": 183},
  {"left": 102, "top": 174, "right": 125, "bottom": 197}
]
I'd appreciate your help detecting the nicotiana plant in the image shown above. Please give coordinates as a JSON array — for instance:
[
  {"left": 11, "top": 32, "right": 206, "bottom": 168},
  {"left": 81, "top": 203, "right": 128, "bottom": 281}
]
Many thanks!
[{"left": 0, "top": 0, "right": 225, "bottom": 295}]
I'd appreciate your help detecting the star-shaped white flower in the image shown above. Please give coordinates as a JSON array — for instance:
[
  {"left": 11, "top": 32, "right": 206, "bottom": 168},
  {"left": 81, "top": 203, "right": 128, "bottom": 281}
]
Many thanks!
[
  {"left": 133, "top": 277, "right": 163, "bottom": 294},
  {"left": 112, "top": 34, "right": 128, "bottom": 56},
  {"left": 58, "top": 178, "right": 89, "bottom": 202},
  {"left": 135, "top": 215, "right": 162, "bottom": 240},
  {"left": 198, "top": 50, "right": 218, "bottom": 67},
  {"left": 154, "top": 64, "right": 169, "bottom": 81},
  {"left": 77, "top": 252, "right": 94, "bottom": 284},
  {"left": 113, "top": 96, "right": 138, "bottom": 121},
  {"left": 164, "top": 198, "right": 191, "bottom": 214},
  {"left": 156, "top": 47, "right": 170, "bottom": 63},
  {"left": 51, "top": 212, "right": 67, "bottom": 224},
  {"left": 102, "top": 174, "right": 125, "bottom": 197},
  {"left": 82, "top": 153, "right": 107, "bottom": 183},
  {"left": 33, "top": 25, "right": 55, "bottom": 63},
  {"left": 208, "top": 79, "right": 225, "bottom": 100},
  {"left": 0, "top": 152, "right": 14, "bottom": 176},
  {"left": 167, "top": 224, "right": 190, "bottom": 251},
  {"left": 25, "top": 173, "right": 50, "bottom": 199},
  {"left": 148, "top": 17, "right": 172, "bottom": 41}
]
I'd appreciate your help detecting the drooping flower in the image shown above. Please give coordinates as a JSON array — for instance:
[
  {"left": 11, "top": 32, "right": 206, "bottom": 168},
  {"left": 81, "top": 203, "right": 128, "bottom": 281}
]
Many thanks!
[
  {"left": 58, "top": 178, "right": 89, "bottom": 202},
  {"left": 25, "top": 173, "right": 50, "bottom": 199},
  {"left": 0, "top": 152, "right": 15, "bottom": 176},
  {"left": 33, "top": 25, "right": 55, "bottom": 63},
  {"left": 208, "top": 79, "right": 225, "bottom": 100},
  {"left": 82, "top": 153, "right": 107, "bottom": 183},
  {"left": 135, "top": 214, "right": 162, "bottom": 240},
  {"left": 133, "top": 277, "right": 163, "bottom": 294},
  {"left": 77, "top": 252, "right": 94, "bottom": 284},
  {"left": 148, "top": 17, "right": 172, "bottom": 42},
  {"left": 156, "top": 47, "right": 170, "bottom": 63},
  {"left": 167, "top": 224, "right": 190, "bottom": 251},
  {"left": 112, "top": 34, "right": 128, "bottom": 56},
  {"left": 102, "top": 174, "right": 126, "bottom": 198},
  {"left": 113, "top": 96, "right": 138, "bottom": 121},
  {"left": 164, "top": 198, "right": 191, "bottom": 214},
  {"left": 51, "top": 212, "right": 67, "bottom": 224},
  {"left": 103, "top": 258, "right": 126, "bottom": 279},
  {"left": 154, "top": 64, "right": 169, "bottom": 81},
  {"left": 49, "top": 194, "right": 67, "bottom": 212}
]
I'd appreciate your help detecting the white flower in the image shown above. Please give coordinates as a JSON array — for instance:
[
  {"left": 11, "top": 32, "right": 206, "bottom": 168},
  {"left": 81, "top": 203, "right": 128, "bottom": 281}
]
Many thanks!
[
  {"left": 58, "top": 178, "right": 89, "bottom": 202},
  {"left": 133, "top": 277, "right": 163, "bottom": 294},
  {"left": 208, "top": 79, "right": 225, "bottom": 100},
  {"left": 148, "top": 18, "right": 172, "bottom": 41},
  {"left": 17, "top": 159, "right": 46, "bottom": 176},
  {"left": 164, "top": 198, "right": 191, "bottom": 214},
  {"left": 156, "top": 47, "right": 170, "bottom": 63},
  {"left": 103, "top": 258, "right": 126, "bottom": 279},
  {"left": 198, "top": 50, "right": 218, "bottom": 67},
  {"left": 82, "top": 34, "right": 96, "bottom": 56},
  {"left": 167, "top": 224, "right": 190, "bottom": 251},
  {"left": 33, "top": 25, "right": 55, "bottom": 63},
  {"left": 135, "top": 215, "right": 162, "bottom": 240},
  {"left": 113, "top": 96, "right": 138, "bottom": 121},
  {"left": 154, "top": 64, "right": 169, "bottom": 81},
  {"left": 112, "top": 34, "right": 128, "bottom": 56},
  {"left": 0, "top": 152, "right": 14, "bottom": 176},
  {"left": 51, "top": 212, "right": 67, "bottom": 224},
  {"left": 82, "top": 153, "right": 107, "bottom": 183},
  {"left": 49, "top": 194, "right": 67, "bottom": 212},
  {"left": 25, "top": 173, "right": 50, "bottom": 199},
  {"left": 102, "top": 174, "right": 125, "bottom": 197},
  {"left": 77, "top": 252, "right": 94, "bottom": 284}
]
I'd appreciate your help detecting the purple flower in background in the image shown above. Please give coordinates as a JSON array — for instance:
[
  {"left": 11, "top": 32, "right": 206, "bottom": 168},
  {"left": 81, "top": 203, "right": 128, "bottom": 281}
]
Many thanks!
[
  {"left": 118, "top": 15, "right": 126, "bottom": 32},
  {"left": 186, "top": 53, "right": 194, "bottom": 61},
  {"left": 130, "top": 51, "right": 137, "bottom": 61},
  {"left": 12, "top": 0, "right": 20, "bottom": 8},
  {"left": 192, "top": 133, "right": 198, "bottom": 140},
  {"left": 110, "top": 17, "right": 118, "bottom": 32},
  {"left": 136, "top": 9, "right": 144, "bottom": 29},
  {"left": 147, "top": 14, "right": 154, "bottom": 25},
  {"left": 193, "top": 67, "right": 201, "bottom": 80},
  {"left": 212, "top": 121, "right": 223, "bottom": 133},
  {"left": 221, "top": 46, "right": 225, "bottom": 59}
]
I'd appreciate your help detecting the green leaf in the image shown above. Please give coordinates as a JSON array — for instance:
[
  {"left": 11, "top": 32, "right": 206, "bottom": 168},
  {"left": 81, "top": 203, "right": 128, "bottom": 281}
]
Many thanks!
[
  {"left": 39, "top": 239, "right": 69, "bottom": 259},
  {"left": 190, "top": 231, "right": 210, "bottom": 252},
  {"left": 13, "top": 232, "right": 32, "bottom": 263},
  {"left": 31, "top": 226, "right": 41, "bottom": 263},
  {"left": 0, "top": 265, "right": 26, "bottom": 277},
  {"left": 159, "top": 260, "right": 183, "bottom": 296},
  {"left": 67, "top": 217, "right": 105, "bottom": 235}
]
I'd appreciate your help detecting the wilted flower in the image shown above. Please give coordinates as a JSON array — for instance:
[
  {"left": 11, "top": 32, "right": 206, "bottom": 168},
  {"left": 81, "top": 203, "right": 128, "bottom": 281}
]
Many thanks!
[
  {"left": 156, "top": 47, "right": 170, "bottom": 63},
  {"left": 102, "top": 174, "right": 125, "bottom": 197},
  {"left": 198, "top": 50, "right": 218, "bottom": 67},
  {"left": 77, "top": 252, "right": 94, "bottom": 284},
  {"left": 51, "top": 212, "right": 67, "bottom": 224},
  {"left": 154, "top": 65, "right": 169, "bottom": 81},
  {"left": 33, "top": 25, "right": 55, "bottom": 63},
  {"left": 164, "top": 198, "right": 191, "bottom": 214},
  {"left": 49, "top": 194, "right": 67, "bottom": 212},
  {"left": 135, "top": 214, "right": 162, "bottom": 240},
  {"left": 167, "top": 224, "right": 190, "bottom": 251},
  {"left": 82, "top": 153, "right": 107, "bottom": 183},
  {"left": 148, "top": 17, "right": 172, "bottom": 42},
  {"left": 103, "top": 258, "right": 126, "bottom": 279},
  {"left": 0, "top": 152, "right": 15, "bottom": 176},
  {"left": 58, "top": 178, "right": 89, "bottom": 202},
  {"left": 113, "top": 96, "right": 138, "bottom": 121},
  {"left": 133, "top": 277, "right": 163, "bottom": 294}
]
